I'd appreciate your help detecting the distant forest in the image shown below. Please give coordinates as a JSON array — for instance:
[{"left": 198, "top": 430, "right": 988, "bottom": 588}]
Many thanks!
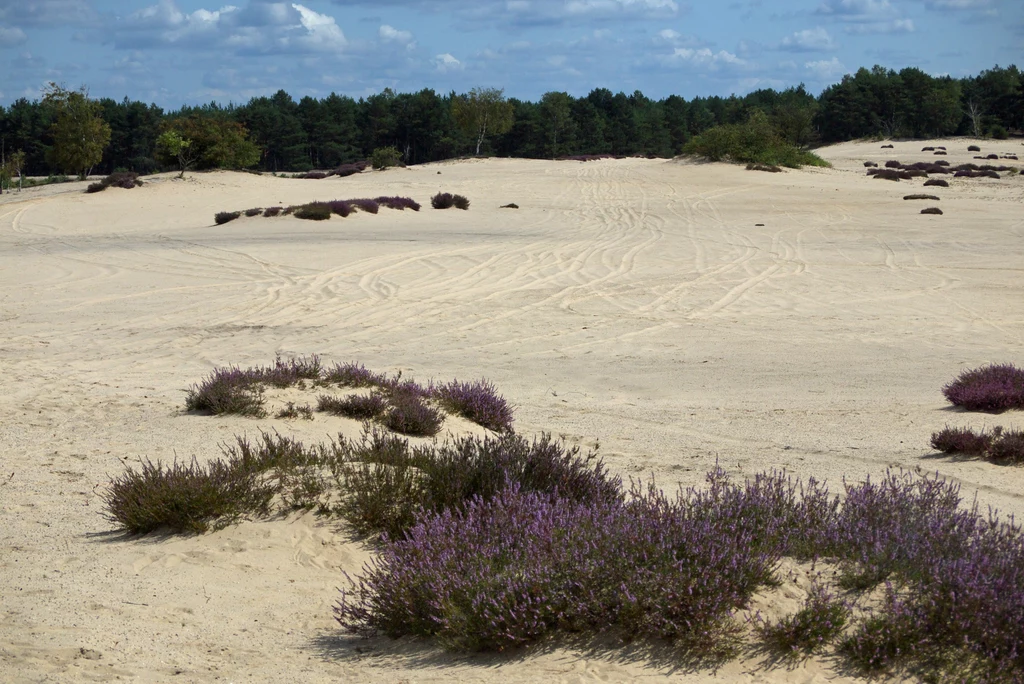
[{"left": 2, "top": 64, "right": 1021, "bottom": 177}]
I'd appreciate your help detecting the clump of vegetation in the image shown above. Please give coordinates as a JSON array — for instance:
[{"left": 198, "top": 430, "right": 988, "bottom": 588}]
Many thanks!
[
  {"left": 349, "top": 198, "right": 379, "bottom": 214},
  {"left": 293, "top": 203, "right": 332, "bottom": 221},
  {"left": 881, "top": 144, "right": 894, "bottom": 149},
  {"left": 432, "top": 192, "right": 470, "bottom": 210},
  {"left": 244, "top": 207, "right": 262, "bottom": 217},
  {"left": 329, "top": 162, "right": 367, "bottom": 177},
  {"left": 863, "top": 161, "right": 877, "bottom": 167},
  {"left": 374, "top": 196, "right": 420, "bottom": 211},
  {"left": 381, "top": 394, "right": 445, "bottom": 437},
  {"left": 85, "top": 171, "right": 143, "bottom": 193},
  {"left": 931, "top": 426, "right": 996, "bottom": 457},
  {"left": 924, "top": 179, "right": 949, "bottom": 188},
  {"left": 968, "top": 145, "right": 981, "bottom": 152},
  {"left": 869, "top": 169, "right": 910, "bottom": 181},
  {"left": 431, "top": 379, "right": 514, "bottom": 433},
  {"left": 933, "top": 150, "right": 947, "bottom": 155},
  {"left": 500, "top": 203, "right": 519, "bottom": 209},
  {"left": 756, "top": 584, "right": 850, "bottom": 659},
  {"left": 943, "top": 363, "right": 1024, "bottom": 413},
  {"left": 295, "top": 171, "right": 328, "bottom": 179},
  {"left": 371, "top": 146, "right": 402, "bottom": 171},
  {"left": 214, "top": 211, "right": 241, "bottom": 225},
  {"left": 904, "top": 194, "right": 940, "bottom": 201},
  {"left": 263, "top": 206, "right": 283, "bottom": 217},
  {"left": 101, "top": 456, "right": 275, "bottom": 534},
  {"left": 920, "top": 207, "right": 943, "bottom": 215},
  {"left": 683, "top": 111, "right": 829, "bottom": 169},
  {"left": 323, "top": 362, "right": 386, "bottom": 388},
  {"left": 276, "top": 402, "right": 313, "bottom": 420},
  {"left": 317, "top": 393, "right": 389, "bottom": 420},
  {"left": 746, "top": 163, "right": 782, "bottom": 173}
]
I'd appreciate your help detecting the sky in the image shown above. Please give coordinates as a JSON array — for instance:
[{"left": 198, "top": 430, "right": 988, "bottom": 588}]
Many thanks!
[{"left": 0, "top": 0, "right": 1020, "bottom": 108}]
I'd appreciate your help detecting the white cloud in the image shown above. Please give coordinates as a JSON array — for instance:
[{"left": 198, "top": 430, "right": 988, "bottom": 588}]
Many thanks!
[
  {"left": 804, "top": 56, "right": 847, "bottom": 80},
  {"left": 780, "top": 27, "right": 835, "bottom": 51},
  {"left": 844, "top": 18, "right": 914, "bottom": 33},
  {"left": 0, "top": 25, "right": 26, "bottom": 46},
  {"left": 379, "top": 25, "right": 412, "bottom": 42},
  {"left": 663, "top": 47, "right": 746, "bottom": 68},
  {"left": 816, "top": 0, "right": 895, "bottom": 20},
  {"left": 116, "top": 1, "right": 346, "bottom": 54},
  {"left": 434, "top": 53, "right": 463, "bottom": 72}
]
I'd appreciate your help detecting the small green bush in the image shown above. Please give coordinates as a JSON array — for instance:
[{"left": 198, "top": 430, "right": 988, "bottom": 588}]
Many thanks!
[
  {"left": 684, "top": 110, "right": 830, "bottom": 169},
  {"left": 371, "top": 146, "right": 402, "bottom": 171}
]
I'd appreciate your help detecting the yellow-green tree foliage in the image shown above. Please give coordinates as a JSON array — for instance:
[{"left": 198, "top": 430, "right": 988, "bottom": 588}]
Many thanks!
[
  {"left": 43, "top": 83, "right": 111, "bottom": 179},
  {"left": 161, "top": 116, "right": 260, "bottom": 170},
  {"left": 451, "top": 87, "right": 514, "bottom": 156}
]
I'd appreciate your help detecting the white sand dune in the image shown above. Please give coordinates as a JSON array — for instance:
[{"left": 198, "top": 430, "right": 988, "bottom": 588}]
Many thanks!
[{"left": 2, "top": 137, "right": 1023, "bottom": 682}]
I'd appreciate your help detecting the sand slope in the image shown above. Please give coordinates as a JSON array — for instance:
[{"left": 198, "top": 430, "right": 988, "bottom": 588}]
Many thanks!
[{"left": 2, "top": 138, "right": 1023, "bottom": 682}]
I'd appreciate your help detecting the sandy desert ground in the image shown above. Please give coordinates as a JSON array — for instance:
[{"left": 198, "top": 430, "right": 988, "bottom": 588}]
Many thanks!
[{"left": 1, "top": 138, "right": 1023, "bottom": 682}]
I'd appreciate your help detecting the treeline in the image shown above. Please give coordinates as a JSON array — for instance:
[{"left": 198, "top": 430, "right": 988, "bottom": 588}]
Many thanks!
[{"left": 1, "top": 64, "right": 1020, "bottom": 177}]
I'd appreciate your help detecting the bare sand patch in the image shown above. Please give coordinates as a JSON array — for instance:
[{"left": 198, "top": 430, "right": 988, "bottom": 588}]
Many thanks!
[{"left": 2, "top": 140, "right": 1023, "bottom": 682}]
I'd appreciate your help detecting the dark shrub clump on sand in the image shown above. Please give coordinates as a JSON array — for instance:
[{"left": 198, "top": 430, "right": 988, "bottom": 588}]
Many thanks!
[
  {"left": 214, "top": 211, "right": 241, "bottom": 225},
  {"left": 968, "top": 145, "right": 981, "bottom": 152},
  {"left": 318, "top": 393, "right": 389, "bottom": 420},
  {"left": 933, "top": 150, "right": 947, "bottom": 155},
  {"left": 349, "top": 198, "right": 380, "bottom": 214},
  {"left": 102, "top": 456, "right": 275, "bottom": 534},
  {"left": 864, "top": 161, "right": 878, "bottom": 167},
  {"left": 244, "top": 207, "right": 262, "bottom": 217},
  {"left": 86, "top": 171, "right": 143, "bottom": 193},
  {"left": 932, "top": 426, "right": 1024, "bottom": 465},
  {"left": 263, "top": 206, "right": 283, "bottom": 217},
  {"left": 872, "top": 169, "right": 911, "bottom": 181},
  {"left": 294, "top": 203, "right": 332, "bottom": 221},
  {"left": 296, "top": 171, "right": 328, "bottom": 180},
  {"left": 943, "top": 363, "right": 1024, "bottom": 413},
  {"left": 924, "top": 179, "right": 949, "bottom": 188},
  {"left": 746, "top": 163, "right": 783, "bottom": 173},
  {"left": 904, "top": 194, "right": 940, "bottom": 201},
  {"left": 920, "top": 207, "right": 943, "bottom": 215},
  {"left": 501, "top": 203, "right": 519, "bottom": 209},
  {"left": 381, "top": 394, "right": 444, "bottom": 437},
  {"left": 432, "top": 192, "right": 470, "bottom": 210},
  {"left": 374, "top": 196, "right": 421, "bottom": 211},
  {"left": 881, "top": 144, "right": 894, "bottom": 148},
  {"left": 431, "top": 379, "right": 515, "bottom": 433}
]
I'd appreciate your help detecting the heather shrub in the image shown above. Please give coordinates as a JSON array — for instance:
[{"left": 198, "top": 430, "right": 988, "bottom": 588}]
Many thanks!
[
  {"left": 920, "top": 207, "right": 943, "bottom": 215},
  {"left": 500, "top": 203, "right": 519, "bottom": 209},
  {"left": 431, "top": 379, "right": 514, "bottom": 432},
  {"left": 263, "top": 206, "right": 282, "bottom": 217},
  {"left": 756, "top": 584, "right": 849, "bottom": 658},
  {"left": 101, "top": 456, "right": 275, "bottom": 534},
  {"left": 904, "top": 194, "right": 939, "bottom": 200},
  {"left": 331, "top": 163, "right": 363, "bottom": 178},
  {"left": 431, "top": 192, "right": 455, "bottom": 209},
  {"left": 296, "top": 171, "right": 328, "bottom": 179},
  {"left": 921, "top": 146, "right": 935, "bottom": 152},
  {"left": 931, "top": 426, "right": 993, "bottom": 455},
  {"left": 381, "top": 394, "right": 444, "bottom": 437},
  {"left": 322, "top": 362, "right": 386, "bottom": 388},
  {"left": 986, "top": 153, "right": 999, "bottom": 160},
  {"left": 746, "top": 163, "right": 782, "bottom": 173},
  {"left": 374, "top": 196, "right": 420, "bottom": 211},
  {"left": 453, "top": 194, "right": 470, "bottom": 210},
  {"left": 933, "top": 150, "right": 947, "bottom": 155},
  {"left": 349, "top": 198, "right": 379, "bottom": 214},
  {"left": 884, "top": 160, "right": 902, "bottom": 169},
  {"left": 244, "top": 207, "right": 262, "bottom": 217},
  {"left": 371, "top": 146, "right": 402, "bottom": 171},
  {"left": 317, "top": 393, "right": 388, "bottom": 420},
  {"left": 275, "top": 402, "right": 313, "bottom": 420},
  {"left": 881, "top": 144, "right": 894, "bottom": 148},
  {"left": 923, "top": 179, "right": 949, "bottom": 187},
  {"left": 86, "top": 171, "right": 143, "bottom": 193},
  {"left": 323, "top": 199, "right": 353, "bottom": 217},
  {"left": 863, "top": 161, "right": 877, "bottom": 167},
  {"left": 986, "top": 428, "right": 1024, "bottom": 464},
  {"left": 214, "top": 211, "right": 241, "bottom": 225},
  {"left": 185, "top": 367, "right": 266, "bottom": 417},
  {"left": 934, "top": 159, "right": 950, "bottom": 166},
  {"left": 943, "top": 363, "right": 1024, "bottom": 412},
  {"left": 872, "top": 169, "right": 909, "bottom": 181},
  {"left": 294, "top": 203, "right": 332, "bottom": 221},
  {"left": 337, "top": 470, "right": 803, "bottom": 655},
  {"left": 968, "top": 145, "right": 981, "bottom": 152}
]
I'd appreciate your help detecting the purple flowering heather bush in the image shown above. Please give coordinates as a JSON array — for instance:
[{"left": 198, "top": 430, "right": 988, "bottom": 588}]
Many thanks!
[
  {"left": 322, "top": 362, "right": 386, "bottom": 388},
  {"left": 931, "top": 425, "right": 995, "bottom": 456},
  {"left": 431, "top": 379, "right": 515, "bottom": 432},
  {"left": 349, "top": 198, "right": 379, "bottom": 214},
  {"left": 185, "top": 366, "right": 267, "bottom": 417},
  {"left": 381, "top": 393, "right": 444, "bottom": 437},
  {"left": 374, "top": 196, "right": 421, "bottom": 211},
  {"left": 317, "top": 393, "right": 389, "bottom": 420},
  {"left": 755, "top": 583, "right": 850, "bottom": 659},
  {"left": 943, "top": 363, "right": 1024, "bottom": 413}
]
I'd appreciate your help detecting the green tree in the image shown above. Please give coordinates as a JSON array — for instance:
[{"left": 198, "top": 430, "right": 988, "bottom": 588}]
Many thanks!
[
  {"left": 155, "top": 130, "right": 198, "bottom": 178},
  {"left": 1, "top": 149, "right": 26, "bottom": 193},
  {"left": 42, "top": 83, "right": 111, "bottom": 179},
  {"left": 452, "top": 87, "right": 515, "bottom": 156},
  {"left": 539, "top": 91, "right": 575, "bottom": 156},
  {"left": 161, "top": 116, "right": 259, "bottom": 170}
]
